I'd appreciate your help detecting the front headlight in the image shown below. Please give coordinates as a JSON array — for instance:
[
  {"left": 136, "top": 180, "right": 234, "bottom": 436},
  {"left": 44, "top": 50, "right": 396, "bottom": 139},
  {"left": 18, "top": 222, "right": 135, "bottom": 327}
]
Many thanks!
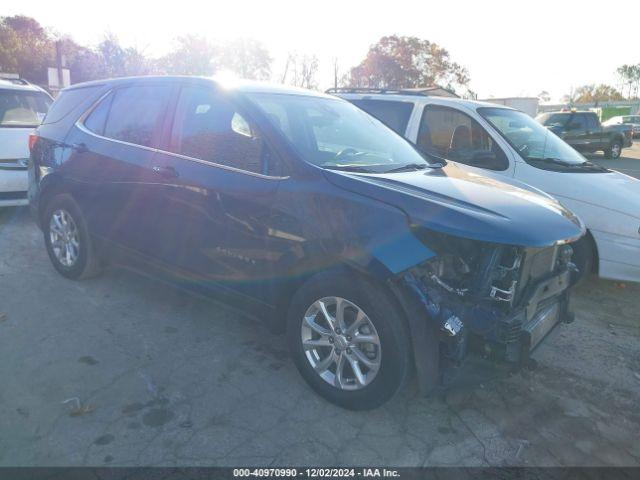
[{"left": 410, "top": 228, "right": 525, "bottom": 306}]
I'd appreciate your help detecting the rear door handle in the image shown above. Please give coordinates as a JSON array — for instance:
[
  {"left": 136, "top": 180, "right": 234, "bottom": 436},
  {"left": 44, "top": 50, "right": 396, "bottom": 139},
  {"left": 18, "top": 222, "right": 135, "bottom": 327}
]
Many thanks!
[{"left": 152, "top": 165, "right": 179, "bottom": 178}]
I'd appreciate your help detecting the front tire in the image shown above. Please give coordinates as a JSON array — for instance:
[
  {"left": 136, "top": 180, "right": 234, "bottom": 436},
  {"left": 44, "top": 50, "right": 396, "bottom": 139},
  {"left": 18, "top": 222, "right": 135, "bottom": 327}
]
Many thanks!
[
  {"left": 43, "top": 194, "right": 103, "bottom": 280},
  {"left": 570, "top": 233, "right": 595, "bottom": 286},
  {"left": 287, "top": 270, "right": 412, "bottom": 410}
]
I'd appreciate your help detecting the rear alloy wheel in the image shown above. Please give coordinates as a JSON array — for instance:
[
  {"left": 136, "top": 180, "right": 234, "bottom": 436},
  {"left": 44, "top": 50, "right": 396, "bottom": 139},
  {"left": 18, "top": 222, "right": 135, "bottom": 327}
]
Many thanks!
[
  {"left": 49, "top": 209, "right": 80, "bottom": 268},
  {"left": 606, "top": 140, "right": 622, "bottom": 159},
  {"left": 287, "top": 270, "right": 412, "bottom": 410},
  {"left": 43, "top": 194, "right": 103, "bottom": 280}
]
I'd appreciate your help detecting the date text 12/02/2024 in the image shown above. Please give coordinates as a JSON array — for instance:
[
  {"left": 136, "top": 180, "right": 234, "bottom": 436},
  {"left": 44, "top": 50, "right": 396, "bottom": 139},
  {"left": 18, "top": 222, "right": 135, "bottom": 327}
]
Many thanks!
[{"left": 232, "top": 468, "right": 400, "bottom": 478}]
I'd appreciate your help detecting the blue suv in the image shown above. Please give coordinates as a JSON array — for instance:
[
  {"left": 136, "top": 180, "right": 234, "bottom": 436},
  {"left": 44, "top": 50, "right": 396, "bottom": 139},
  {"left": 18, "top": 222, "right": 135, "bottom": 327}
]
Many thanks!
[{"left": 29, "top": 76, "right": 584, "bottom": 409}]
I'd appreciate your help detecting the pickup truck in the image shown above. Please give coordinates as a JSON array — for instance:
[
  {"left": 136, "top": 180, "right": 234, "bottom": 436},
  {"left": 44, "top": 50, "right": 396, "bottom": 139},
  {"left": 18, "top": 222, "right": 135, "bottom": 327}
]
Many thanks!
[{"left": 535, "top": 110, "right": 633, "bottom": 159}]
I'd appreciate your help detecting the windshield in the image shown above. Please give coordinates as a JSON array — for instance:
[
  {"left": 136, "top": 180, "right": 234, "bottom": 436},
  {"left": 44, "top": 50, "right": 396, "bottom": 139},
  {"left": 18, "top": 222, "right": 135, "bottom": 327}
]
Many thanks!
[
  {"left": 480, "top": 107, "right": 591, "bottom": 167},
  {"left": 246, "top": 93, "right": 437, "bottom": 173},
  {"left": 0, "top": 89, "right": 52, "bottom": 127}
]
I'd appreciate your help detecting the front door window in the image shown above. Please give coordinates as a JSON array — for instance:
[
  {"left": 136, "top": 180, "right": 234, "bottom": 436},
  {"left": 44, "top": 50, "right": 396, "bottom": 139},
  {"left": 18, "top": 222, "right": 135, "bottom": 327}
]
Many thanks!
[{"left": 417, "top": 104, "right": 509, "bottom": 170}]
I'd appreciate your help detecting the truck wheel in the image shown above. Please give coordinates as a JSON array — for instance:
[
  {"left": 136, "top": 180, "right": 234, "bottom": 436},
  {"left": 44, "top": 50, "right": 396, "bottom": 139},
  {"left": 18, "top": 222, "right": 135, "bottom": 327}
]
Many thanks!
[
  {"left": 287, "top": 270, "right": 412, "bottom": 410},
  {"left": 570, "top": 233, "right": 595, "bottom": 286},
  {"left": 43, "top": 194, "right": 103, "bottom": 280},
  {"left": 605, "top": 140, "right": 622, "bottom": 159}
]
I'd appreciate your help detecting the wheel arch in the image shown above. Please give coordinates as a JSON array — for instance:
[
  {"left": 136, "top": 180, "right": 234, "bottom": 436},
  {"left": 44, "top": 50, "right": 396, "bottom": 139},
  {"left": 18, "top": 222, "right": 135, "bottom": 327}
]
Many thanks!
[
  {"left": 609, "top": 133, "right": 624, "bottom": 148},
  {"left": 273, "top": 255, "right": 443, "bottom": 395},
  {"left": 585, "top": 228, "right": 599, "bottom": 274},
  {"left": 271, "top": 253, "right": 400, "bottom": 332},
  {"left": 37, "top": 173, "right": 75, "bottom": 227}
]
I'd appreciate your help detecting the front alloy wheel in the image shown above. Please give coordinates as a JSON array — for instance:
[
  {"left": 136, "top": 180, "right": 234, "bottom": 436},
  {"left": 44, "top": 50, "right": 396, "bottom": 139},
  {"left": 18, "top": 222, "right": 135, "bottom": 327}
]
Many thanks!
[
  {"left": 287, "top": 270, "right": 413, "bottom": 410},
  {"left": 301, "top": 297, "right": 381, "bottom": 390}
]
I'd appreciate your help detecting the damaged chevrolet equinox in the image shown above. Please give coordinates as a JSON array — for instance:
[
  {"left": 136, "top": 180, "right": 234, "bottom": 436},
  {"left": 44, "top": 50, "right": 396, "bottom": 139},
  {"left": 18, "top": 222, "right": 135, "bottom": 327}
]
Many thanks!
[{"left": 29, "top": 77, "right": 584, "bottom": 409}]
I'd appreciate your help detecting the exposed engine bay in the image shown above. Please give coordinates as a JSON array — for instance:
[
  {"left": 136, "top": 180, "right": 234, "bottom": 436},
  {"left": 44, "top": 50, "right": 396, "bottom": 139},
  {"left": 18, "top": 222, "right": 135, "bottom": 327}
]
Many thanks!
[{"left": 398, "top": 229, "right": 576, "bottom": 383}]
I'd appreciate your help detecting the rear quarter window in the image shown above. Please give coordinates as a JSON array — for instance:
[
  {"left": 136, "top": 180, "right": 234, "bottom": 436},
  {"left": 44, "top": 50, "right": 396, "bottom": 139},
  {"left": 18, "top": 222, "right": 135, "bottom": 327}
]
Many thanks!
[
  {"left": 349, "top": 99, "right": 413, "bottom": 135},
  {"left": 42, "top": 85, "right": 104, "bottom": 125}
]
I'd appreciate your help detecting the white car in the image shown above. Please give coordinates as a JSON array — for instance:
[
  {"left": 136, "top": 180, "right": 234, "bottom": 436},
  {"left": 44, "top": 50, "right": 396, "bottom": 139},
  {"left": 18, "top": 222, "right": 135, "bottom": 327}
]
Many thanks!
[
  {"left": 603, "top": 114, "right": 640, "bottom": 138},
  {"left": 0, "top": 78, "right": 52, "bottom": 207},
  {"left": 331, "top": 89, "right": 640, "bottom": 283}
]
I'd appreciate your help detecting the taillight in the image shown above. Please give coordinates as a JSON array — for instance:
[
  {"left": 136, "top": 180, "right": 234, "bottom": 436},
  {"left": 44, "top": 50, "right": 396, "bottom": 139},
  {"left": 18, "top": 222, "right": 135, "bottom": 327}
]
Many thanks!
[{"left": 28, "top": 133, "right": 39, "bottom": 151}]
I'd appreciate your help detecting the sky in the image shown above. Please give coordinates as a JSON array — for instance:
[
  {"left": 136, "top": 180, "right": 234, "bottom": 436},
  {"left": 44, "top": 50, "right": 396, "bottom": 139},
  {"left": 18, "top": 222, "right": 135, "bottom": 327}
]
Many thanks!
[{"left": 4, "top": 0, "right": 639, "bottom": 102}]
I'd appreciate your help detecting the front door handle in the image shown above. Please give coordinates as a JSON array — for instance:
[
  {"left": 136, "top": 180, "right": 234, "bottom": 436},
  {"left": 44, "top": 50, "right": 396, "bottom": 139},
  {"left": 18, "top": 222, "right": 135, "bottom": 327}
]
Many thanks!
[{"left": 152, "top": 165, "right": 179, "bottom": 178}]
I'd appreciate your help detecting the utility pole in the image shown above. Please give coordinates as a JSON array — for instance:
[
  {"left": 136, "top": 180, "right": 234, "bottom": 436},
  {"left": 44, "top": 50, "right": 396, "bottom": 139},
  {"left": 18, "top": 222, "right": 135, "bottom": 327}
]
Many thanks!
[{"left": 56, "top": 40, "right": 64, "bottom": 88}]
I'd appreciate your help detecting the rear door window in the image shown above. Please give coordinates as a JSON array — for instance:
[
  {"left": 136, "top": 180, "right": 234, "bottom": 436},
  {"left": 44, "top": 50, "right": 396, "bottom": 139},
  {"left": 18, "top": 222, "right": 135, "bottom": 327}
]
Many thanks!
[
  {"left": 101, "top": 85, "right": 171, "bottom": 148},
  {"left": 585, "top": 114, "right": 599, "bottom": 130},
  {"left": 570, "top": 114, "right": 587, "bottom": 130},
  {"left": 349, "top": 99, "right": 413, "bottom": 135},
  {"left": 417, "top": 104, "right": 508, "bottom": 170}
]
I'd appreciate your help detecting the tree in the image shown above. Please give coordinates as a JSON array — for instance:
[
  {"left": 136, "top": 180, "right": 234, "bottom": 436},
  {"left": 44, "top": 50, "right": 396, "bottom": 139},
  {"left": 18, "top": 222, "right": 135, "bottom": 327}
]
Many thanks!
[
  {"left": 157, "top": 35, "right": 217, "bottom": 76},
  {"left": 54, "top": 36, "right": 103, "bottom": 84},
  {"left": 347, "top": 35, "right": 470, "bottom": 92},
  {"left": 217, "top": 38, "right": 271, "bottom": 80},
  {"left": 537, "top": 90, "right": 551, "bottom": 103},
  {"left": 1, "top": 14, "right": 277, "bottom": 86},
  {"left": 616, "top": 64, "right": 640, "bottom": 99},
  {"left": 568, "top": 84, "right": 624, "bottom": 104},
  {"left": 0, "top": 17, "right": 156, "bottom": 85},
  {"left": 96, "top": 34, "right": 152, "bottom": 78},
  {"left": 0, "top": 15, "right": 54, "bottom": 84},
  {"left": 281, "top": 52, "right": 319, "bottom": 89}
]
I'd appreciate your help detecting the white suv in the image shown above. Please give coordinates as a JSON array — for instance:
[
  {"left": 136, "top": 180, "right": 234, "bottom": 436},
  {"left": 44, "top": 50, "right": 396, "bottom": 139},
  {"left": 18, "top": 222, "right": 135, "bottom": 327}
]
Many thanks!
[
  {"left": 331, "top": 89, "right": 640, "bottom": 283},
  {"left": 0, "top": 78, "right": 52, "bottom": 207}
]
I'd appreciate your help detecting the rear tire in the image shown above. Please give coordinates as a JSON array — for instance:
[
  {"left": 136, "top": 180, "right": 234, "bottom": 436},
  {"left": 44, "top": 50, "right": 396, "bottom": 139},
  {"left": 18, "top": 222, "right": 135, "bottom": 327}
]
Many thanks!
[
  {"left": 287, "top": 269, "right": 412, "bottom": 410},
  {"left": 43, "top": 194, "right": 103, "bottom": 280},
  {"left": 605, "top": 139, "right": 622, "bottom": 159}
]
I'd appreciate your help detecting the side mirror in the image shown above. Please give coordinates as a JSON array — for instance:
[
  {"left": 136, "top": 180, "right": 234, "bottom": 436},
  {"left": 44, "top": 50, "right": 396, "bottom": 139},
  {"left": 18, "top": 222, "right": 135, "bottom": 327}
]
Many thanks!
[{"left": 471, "top": 151, "right": 501, "bottom": 169}]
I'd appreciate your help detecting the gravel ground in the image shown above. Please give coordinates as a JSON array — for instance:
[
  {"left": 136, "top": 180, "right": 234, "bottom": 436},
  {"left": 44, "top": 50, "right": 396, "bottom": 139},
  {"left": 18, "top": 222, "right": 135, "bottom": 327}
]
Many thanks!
[{"left": 0, "top": 205, "right": 639, "bottom": 467}]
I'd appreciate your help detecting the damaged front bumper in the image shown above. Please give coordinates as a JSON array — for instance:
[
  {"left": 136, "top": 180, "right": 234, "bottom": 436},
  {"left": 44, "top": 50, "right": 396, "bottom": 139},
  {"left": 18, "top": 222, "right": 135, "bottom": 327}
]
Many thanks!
[{"left": 390, "top": 242, "right": 576, "bottom": 393}]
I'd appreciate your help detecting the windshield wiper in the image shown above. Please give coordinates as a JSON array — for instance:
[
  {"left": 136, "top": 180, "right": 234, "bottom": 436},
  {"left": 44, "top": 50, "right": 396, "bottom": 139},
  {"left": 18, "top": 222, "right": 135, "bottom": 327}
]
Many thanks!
[
  {"left": 530, "top": 157, "right": 608, "bottom": 171},
  {"left": 321, "top": 164, "right": 376, "bottom": 173},
  {"left": 385, "top": 163, "right": 431, "bottom": 173},
  {"left": 531, "top": 157, "right": 585, "bottom": 166}
]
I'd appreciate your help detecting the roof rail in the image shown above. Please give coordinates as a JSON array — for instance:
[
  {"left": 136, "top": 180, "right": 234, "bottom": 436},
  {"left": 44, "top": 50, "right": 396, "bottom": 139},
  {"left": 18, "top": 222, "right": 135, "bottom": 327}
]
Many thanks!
[
  {"left": 325, "top": 86, "right": 459, "bottom": 98},
  {"left": 0, "top": 75, "right": 31, "bottom": 86}
]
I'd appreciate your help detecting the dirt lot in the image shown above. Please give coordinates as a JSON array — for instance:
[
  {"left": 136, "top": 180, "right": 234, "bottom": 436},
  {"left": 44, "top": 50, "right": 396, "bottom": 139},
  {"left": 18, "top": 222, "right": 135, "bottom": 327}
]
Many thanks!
[{"left": 1, "top": 162, "right": 639, "bottom": 466}]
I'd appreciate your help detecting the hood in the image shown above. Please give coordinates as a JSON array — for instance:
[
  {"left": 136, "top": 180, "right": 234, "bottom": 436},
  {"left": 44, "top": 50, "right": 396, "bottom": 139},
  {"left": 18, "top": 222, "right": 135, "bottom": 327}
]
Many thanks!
[
  {"left": 0, "top": 127, "right": 33, "bottom": 160},
  {"left": 535, "top": 168, "right": 640, "bottom": 220},
  {"left": 324, "top": 164, "right": 585, "bottom": 248}
]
